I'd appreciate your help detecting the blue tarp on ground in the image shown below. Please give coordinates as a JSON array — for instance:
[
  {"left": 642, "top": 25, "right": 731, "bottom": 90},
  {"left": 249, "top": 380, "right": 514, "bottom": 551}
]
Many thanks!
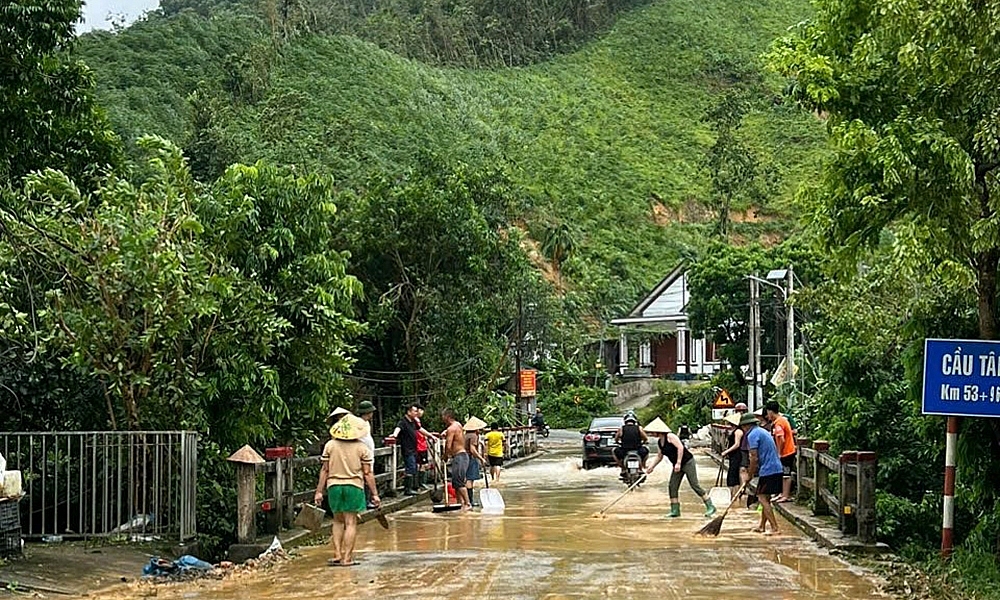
[{"left": 142, "top": 555, "right": 213, "bottom": 577}]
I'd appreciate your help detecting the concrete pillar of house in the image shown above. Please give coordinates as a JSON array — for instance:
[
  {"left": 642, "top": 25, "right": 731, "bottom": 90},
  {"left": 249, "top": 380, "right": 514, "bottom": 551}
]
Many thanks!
[
  {"left": 618, "top": 332, "right": 628, "bottom": 374},
  {"left": 676, "top": 327, "right": 687, "bottom": 374}
]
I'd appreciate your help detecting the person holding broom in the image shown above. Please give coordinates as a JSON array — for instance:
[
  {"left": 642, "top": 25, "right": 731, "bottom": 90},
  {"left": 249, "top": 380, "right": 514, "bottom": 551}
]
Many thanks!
[
  {"left": 644, "top": 418, "right": 716, "bottom": 518},
  {"left": 738, "top": 412, "right": 783, "bottom": 535}
]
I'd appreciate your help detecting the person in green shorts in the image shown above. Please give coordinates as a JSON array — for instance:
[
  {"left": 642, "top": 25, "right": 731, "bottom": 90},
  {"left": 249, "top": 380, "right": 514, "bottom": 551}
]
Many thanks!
[{"left": 314, "top": 414, "right": 380, "bottom": 567}]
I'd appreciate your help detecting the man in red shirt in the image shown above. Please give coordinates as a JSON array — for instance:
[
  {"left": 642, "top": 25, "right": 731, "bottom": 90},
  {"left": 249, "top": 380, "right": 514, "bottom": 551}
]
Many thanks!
[
  {"left": 415, "top": 406, "right": 430, "bottom": 489},
  {"left": 765, "top": 400, "right": 797, "bottom": 503}
]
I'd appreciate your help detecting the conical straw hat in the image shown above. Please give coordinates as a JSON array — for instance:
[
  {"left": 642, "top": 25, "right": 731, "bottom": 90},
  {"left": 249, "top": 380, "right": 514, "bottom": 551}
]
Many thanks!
[
  {"left": 330, "top": 414, "right": 369, "bottom": 440},
  {"left": 327, "top": 406, "right": 350, "bottom": 420},
  {"left": 644, "top": 417, "right": 671, "bottom": 434},
  {"left": 464, "top": 416, "right": 488, "bottom": 431},
  {"left": 724, "top": 412, "right": 742, "bottom": 426}
]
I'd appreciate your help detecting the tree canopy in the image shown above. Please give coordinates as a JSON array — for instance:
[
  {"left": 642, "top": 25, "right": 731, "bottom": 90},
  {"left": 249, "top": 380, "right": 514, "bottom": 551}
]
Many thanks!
[
  {"left": 769, "top": 0, "right": 1000, "bottom": 339},
  {"left": 0, "top": 0, "right": 120, "bottom": 188}
]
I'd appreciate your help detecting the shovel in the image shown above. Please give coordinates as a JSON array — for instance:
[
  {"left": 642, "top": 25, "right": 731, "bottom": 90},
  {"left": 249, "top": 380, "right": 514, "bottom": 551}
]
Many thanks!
[
  {"left": 708, "top": 460, "right": 731, "bottom": 509},
  {"left": 373, "top": 506, "right": 389, "bottom": 529},
  {"left": 293, "top": 502, "right": 326, "bottom": 531},
  {"left": 432, "top": 456, "right": 461, "bottom": 513},
  {"left": 479, "top": 461, "right": 505, "bottom": 514}
]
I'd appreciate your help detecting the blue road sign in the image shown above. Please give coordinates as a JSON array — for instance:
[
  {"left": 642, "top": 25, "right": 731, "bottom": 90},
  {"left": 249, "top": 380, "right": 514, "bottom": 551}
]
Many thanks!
[{"left": 923, "top": 339, "right": 1000, "bottom": 417}]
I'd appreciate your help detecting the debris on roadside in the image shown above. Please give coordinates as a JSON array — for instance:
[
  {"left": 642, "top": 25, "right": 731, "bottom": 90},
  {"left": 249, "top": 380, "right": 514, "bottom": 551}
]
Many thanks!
[{"left": 136, "top": 537, "right": 291, "bottom": 590}]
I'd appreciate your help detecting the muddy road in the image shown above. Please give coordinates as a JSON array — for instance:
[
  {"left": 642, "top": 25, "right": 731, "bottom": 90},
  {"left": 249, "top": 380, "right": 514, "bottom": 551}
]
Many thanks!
[{"left": 92, "top": 445, "right": 886, "bottom": 599}]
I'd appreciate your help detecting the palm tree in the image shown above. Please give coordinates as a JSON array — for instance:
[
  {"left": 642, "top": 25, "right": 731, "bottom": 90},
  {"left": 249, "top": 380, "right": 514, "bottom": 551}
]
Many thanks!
[{"left": 541, "top": 222, "right": 575, "bottom": 288}]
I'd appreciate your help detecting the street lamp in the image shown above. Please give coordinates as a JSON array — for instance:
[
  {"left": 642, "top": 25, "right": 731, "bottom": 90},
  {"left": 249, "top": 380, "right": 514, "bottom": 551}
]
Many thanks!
[{"left": 747, "top": 267, "right": 795, "bottom": 398}]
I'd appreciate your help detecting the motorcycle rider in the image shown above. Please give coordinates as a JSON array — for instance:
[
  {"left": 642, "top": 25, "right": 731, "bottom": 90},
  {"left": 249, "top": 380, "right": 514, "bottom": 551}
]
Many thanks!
[
  {"left": 532, "top": 408, "right": 547, "bottom": 432},
  {"left": 613, "top": 411, "right": 649, "bottom": 474}
]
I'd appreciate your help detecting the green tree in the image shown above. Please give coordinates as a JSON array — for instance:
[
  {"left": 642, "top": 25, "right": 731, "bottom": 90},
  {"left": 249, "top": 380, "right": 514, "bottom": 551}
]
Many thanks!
[
  {"left": 703, "top": 91, "right": 774, "bottom": 236},
  {"left": 685, "top": 242, "right": 767, "bottom": 380},
  {"left": 0, "top": 0, "right": 120, "bottom": 188},
  {"left": 341, "top": 156, "right": 528, "bottom": 413},
  {"left": 1, "top": 137, "right": 361, "bottom": 440},
  {"left": 768, "top": 0, "right": 1000, "bottom": 341}
]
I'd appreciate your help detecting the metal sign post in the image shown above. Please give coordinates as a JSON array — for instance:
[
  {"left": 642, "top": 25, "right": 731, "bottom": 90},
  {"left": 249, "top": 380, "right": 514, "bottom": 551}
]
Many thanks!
[{"left": 922, "top": 338, "right": 1000, "bottom": 557}]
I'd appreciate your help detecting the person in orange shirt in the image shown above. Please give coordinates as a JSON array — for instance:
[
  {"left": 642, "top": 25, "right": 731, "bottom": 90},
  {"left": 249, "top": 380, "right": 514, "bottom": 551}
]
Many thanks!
[{"left": 765, "top": 400, "right": 796, "bottom": 503}]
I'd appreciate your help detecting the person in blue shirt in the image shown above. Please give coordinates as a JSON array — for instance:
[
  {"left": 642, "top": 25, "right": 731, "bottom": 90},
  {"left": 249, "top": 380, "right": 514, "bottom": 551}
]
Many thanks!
[{"left": 738, "top": 412, "right": 783, "bottom": 535}]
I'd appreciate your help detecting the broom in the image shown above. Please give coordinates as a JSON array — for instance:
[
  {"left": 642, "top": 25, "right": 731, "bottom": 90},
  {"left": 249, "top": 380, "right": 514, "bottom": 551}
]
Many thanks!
[{"left": 696, "top": 478, "right": 750, "bottom": 536}]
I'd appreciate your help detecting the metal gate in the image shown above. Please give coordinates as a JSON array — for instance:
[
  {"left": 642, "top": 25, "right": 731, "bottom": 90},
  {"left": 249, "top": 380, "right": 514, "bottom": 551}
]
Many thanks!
[{"left": 0, "top": 431, "right": 197, "bottom": 541}]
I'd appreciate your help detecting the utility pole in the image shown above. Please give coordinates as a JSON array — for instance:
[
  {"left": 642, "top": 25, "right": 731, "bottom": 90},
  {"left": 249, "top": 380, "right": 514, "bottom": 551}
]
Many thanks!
[
  {"left": 749, "top": 275, "right": 761, "bottom": 411},
  {"left": 786, "top": 265, "right": 795, "bottom": 405},
  {"left": 515, "top": 293, "right": 523, "bottom": 418}
]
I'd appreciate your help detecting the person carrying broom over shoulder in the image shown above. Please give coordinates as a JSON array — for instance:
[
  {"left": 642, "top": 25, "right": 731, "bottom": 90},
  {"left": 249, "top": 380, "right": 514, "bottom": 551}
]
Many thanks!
[{"left": 644, "top": 418, "right": 716, "bottom": 519}]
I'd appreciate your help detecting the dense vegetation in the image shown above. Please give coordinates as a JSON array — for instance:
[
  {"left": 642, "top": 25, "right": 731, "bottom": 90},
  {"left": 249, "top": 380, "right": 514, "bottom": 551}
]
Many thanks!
[
  {"left": 13, "top": 0, "right": 1000, "bottom": 590},
  {"left": 74, "top": 0, "right": 826, "bottom": 327}
]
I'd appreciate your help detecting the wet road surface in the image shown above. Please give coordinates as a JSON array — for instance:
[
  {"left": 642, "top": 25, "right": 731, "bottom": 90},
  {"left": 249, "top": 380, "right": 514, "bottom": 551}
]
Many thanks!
[{"left": 93, "top": 447, "right": 887, "bottom": 599}]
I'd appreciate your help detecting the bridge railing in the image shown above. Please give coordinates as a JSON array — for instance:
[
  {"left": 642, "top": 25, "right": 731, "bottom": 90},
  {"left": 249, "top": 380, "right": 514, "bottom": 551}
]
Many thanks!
[
  {"left": 796, "top": 439, "right": 877, "bottom": 544},
  {"left": 709, "top": 427, "right": 877, "bottom": 544},
  {"left": 231, "top": 427, "right": 538, "bottom": 544}
]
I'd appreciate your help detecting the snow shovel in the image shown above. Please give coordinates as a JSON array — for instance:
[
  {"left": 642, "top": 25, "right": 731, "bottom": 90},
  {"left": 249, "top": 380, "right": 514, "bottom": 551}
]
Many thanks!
[
  {"left": 432, "top": 457, "right": 461, "bottom": 513},
  {"left": 480, "top": 462, "right": 505, "bottom": 514},
  {"left": 708, "top": 460, "right": 731, "bottom": 509}
]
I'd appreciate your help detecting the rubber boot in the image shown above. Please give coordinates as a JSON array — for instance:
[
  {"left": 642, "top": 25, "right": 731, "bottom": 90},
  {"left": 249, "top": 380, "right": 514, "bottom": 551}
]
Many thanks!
[
  {"left": 704, "top": 499, "right": 717, "bottom": 518},
  {"left": 404, "top": 475, "right": 418, "bottom": 496},
  {"left": 469, "top": 487, "right": 478, "bottom": 507},
  {"left": 667, "top": 503, "right": 681, "bottom": 518}
]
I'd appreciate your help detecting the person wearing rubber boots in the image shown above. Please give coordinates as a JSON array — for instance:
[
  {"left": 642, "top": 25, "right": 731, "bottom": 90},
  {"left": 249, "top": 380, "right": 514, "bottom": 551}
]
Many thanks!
[{"left": 644, "top": 418, "right": 716, "bottom": 519}]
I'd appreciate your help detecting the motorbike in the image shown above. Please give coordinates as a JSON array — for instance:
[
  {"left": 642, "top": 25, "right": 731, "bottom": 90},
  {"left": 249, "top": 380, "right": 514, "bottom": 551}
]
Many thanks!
[
  {"left": 620, "top": 450, "right": 644, "bottom": 487},
  {"left": 536, "top": 424, "right": 550, "bottom": 438}
]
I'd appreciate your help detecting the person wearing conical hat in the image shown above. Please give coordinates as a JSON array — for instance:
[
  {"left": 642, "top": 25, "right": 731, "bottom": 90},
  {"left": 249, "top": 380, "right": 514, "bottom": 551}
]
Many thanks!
[
  {"left": 327, "top": 406, "right": 350, "bottom": 427},
  {"left": 356, "top": 401, "right": 378, "bottom": 510},
  {"left": 644, "top": 417, "right": 716, "bottom": 519},
  {"left": 313, "top": 414, "right": 380, "bottom": 567},
  {"left": 737, "top": 412, "right": 783, "bottom": 535},
  {"left": 721, "top": 403, "right": 749, "bottom": 501},
  {"left": 463, "top": 416, "right": 488, "bottom": 507}
]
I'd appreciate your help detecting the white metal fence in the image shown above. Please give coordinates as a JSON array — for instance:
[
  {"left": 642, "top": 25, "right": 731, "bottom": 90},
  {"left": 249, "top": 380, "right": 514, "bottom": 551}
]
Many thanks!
[{"left": 0, "top": 431, "right": 197, "bottom": 541}]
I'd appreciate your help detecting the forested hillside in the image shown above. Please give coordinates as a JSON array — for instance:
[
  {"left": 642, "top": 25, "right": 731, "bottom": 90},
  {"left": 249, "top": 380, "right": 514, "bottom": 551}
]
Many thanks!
[{"left": 77, "top": 0, "right": 825, "bottom": 321}]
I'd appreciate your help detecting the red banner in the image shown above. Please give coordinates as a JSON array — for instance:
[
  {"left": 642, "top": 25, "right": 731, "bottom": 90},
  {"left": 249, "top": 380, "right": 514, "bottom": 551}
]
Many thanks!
[{"left": 519, "top": 370, "right": 537, "bottom": 397}]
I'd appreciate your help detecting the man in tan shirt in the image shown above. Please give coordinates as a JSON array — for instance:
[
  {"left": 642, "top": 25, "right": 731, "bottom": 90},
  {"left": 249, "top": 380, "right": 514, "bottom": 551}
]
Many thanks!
[{"left": 314, "top": 414, "right": 380, "bottom": 567}]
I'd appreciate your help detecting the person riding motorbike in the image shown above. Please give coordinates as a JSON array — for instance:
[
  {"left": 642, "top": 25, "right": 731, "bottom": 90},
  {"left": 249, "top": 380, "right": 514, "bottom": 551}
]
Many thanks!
[
  {"left": 532, "top": 409, "right": 546, "bottom": 431},
  {"left": 613, "top": 412, "right": 649, "bottom": 475}
]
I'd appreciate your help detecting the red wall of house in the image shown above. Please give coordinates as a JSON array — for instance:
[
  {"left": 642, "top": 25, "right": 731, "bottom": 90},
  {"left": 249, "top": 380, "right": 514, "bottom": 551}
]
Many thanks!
[{"left": 653, "top": 335, "right": 677, "bottom": 375}]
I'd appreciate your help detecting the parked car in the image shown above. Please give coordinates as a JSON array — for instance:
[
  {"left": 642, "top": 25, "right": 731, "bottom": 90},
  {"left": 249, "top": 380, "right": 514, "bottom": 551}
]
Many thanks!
[{"left": 581, "top": 416, "right": 625, "bottom": 470}]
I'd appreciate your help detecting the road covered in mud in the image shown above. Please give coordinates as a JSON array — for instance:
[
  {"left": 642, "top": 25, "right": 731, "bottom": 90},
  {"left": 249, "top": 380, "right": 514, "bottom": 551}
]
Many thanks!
[{"left": 91, "top": 443, "right": 887, "bottom": 599}]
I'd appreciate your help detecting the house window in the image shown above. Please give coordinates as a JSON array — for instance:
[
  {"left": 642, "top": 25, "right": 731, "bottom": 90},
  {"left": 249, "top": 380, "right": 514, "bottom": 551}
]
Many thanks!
[{"left": 705, "top": 340, "right": 716, "bottom": 362}]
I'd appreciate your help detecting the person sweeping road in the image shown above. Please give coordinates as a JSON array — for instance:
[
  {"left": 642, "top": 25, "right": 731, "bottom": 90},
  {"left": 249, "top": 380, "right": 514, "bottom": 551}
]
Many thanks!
[
  {"left": 644, "top": 418, "right": 716, "bottom": 519},
  {"left": 738, "top": 412, "right": 783, "bottom": 535}
]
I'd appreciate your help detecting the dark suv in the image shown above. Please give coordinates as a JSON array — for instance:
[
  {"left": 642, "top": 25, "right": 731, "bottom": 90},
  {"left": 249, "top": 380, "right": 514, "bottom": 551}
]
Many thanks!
[{"left": 581, "top": 416, "right": 624, "bottom": 470}]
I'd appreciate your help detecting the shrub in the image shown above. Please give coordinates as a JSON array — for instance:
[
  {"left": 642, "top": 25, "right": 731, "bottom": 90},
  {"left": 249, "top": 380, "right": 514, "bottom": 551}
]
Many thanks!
[
  {"left": 875, "top": 490, "right": 941, "bottom": 559},
  {"left": 537, "top": 385, "right": 615, "bottom": 429},
  {"left": 638, "top": 380, "right": 714, "bottom": 430}
]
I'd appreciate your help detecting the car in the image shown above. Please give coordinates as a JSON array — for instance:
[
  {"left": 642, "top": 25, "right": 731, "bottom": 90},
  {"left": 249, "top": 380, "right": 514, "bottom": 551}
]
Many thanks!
[{"left": 581, "top": 415, "right": 625, "bottom": 470}]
